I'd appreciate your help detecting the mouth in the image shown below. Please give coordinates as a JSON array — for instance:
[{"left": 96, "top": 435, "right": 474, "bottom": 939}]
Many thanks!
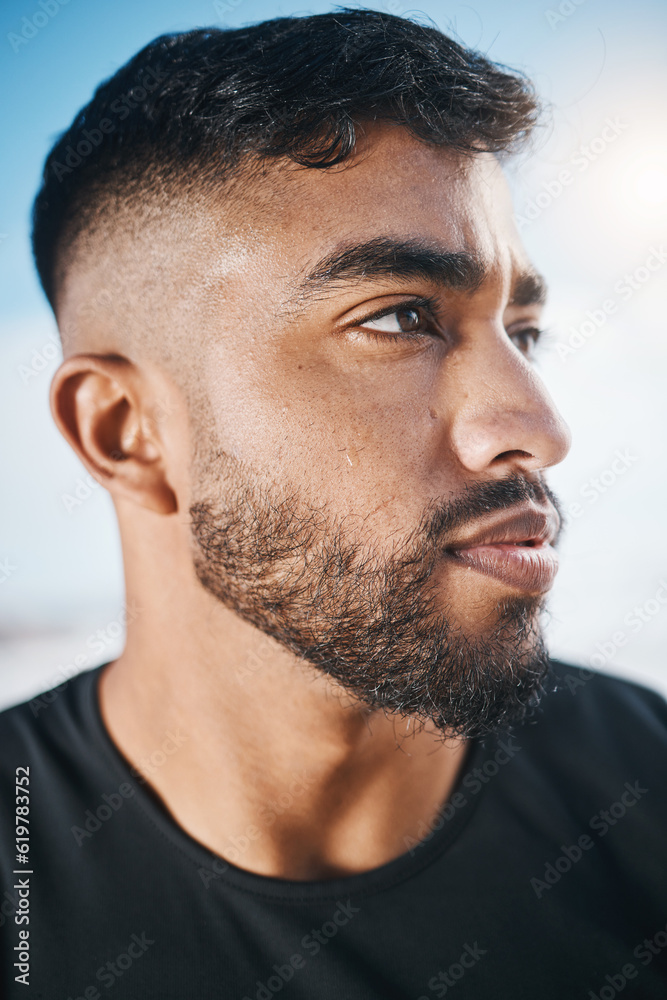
[{"left": 443, "top": 506, "right": 560, "bottom": 594}]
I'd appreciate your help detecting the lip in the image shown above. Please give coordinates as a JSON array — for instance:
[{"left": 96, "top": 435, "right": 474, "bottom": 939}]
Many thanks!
[{"left": 444, "top": 506, "right": 561, "bottom": 594}]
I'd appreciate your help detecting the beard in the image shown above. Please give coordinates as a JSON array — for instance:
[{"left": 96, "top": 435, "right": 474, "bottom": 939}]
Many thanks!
[{"left": 189, "top": 458, "right": 562, "bottom": 740}]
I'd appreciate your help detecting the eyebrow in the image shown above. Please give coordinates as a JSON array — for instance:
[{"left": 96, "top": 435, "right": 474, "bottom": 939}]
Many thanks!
[
  {"left": 509, "top": 269, "right": 548, "bottom": 307},
  {"left": 292, "top": 236, "right": 547, "bottom": 307}
]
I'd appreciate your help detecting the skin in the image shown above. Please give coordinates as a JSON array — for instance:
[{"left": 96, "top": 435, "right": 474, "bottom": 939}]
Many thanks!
[{"left": 50, "top": 123, "right": 571, "bottom": 880}]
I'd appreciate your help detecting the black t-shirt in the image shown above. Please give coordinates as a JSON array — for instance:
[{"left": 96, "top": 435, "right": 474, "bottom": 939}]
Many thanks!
[{"left": 1, "top": 661, "right": 666, "bottom": 999}]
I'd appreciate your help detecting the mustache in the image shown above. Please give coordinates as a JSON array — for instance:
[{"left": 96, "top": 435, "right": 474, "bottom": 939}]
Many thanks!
[{"left": 420, "top": 473, "right": 563, "bottom": 548}]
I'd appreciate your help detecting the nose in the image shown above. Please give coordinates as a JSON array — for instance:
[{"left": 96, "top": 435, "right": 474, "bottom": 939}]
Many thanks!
[{"left": 447, "top": 330, "right": 571, "bottom": 476}]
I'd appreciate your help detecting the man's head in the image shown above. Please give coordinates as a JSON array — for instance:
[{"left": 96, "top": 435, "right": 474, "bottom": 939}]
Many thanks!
[{"left": 35, "top": 9, "right": 570, "bottom": 740}]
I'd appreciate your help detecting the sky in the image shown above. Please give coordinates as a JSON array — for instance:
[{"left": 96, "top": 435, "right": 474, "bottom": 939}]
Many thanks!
[{"left": 1, "top": 0, "right": 666, "bottom": 708}]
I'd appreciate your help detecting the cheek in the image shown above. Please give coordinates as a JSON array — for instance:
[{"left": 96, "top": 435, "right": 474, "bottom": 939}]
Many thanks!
[
  {"left": 278, "top": 380, "right": 453, "bottom": 525},
  {"left": 198, "top": 340, "right": 454, "bottom": 522}
]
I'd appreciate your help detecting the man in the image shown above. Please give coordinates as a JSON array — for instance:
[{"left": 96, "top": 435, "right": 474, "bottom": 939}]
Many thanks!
[{"left": 1, "top": 8, "right": 665, "bottom": 998}]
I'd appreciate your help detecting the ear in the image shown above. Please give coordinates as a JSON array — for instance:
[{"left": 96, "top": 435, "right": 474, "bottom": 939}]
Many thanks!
[{"left": 50, "top": 354, "right": 178, "bottom": 515}]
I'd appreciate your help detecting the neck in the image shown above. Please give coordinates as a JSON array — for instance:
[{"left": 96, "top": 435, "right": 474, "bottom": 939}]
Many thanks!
[{"left": 98, "top": 507, "right": 468, "bottom": 880}]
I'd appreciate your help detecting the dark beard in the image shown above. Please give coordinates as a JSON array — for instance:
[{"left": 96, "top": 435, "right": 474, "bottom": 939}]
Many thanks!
[{"left": 189, "top": 468, "right": 562, "bottom": 740}]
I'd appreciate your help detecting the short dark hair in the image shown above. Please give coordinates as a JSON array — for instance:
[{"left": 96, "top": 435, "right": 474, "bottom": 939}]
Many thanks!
[{"left": 32, "top": 7, "right": 540, "bottom": 310}]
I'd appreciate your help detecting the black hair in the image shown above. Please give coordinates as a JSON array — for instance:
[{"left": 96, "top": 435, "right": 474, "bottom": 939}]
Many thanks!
[{"left": 32, "top": 7, "right": 540, "bottom": 310}]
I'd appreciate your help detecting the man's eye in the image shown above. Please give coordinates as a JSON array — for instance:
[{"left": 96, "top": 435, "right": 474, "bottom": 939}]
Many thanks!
[
  {"left": 360, "top": 307, "right": 423, "bottom": 337},
  {"left": 510, "top": 326, "right": 543, "bottom": 358}
]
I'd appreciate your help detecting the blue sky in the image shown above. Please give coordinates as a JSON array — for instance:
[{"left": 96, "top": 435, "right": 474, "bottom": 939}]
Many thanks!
[{"left": 1, "top": 0, "right": 667, "bottom": 705}]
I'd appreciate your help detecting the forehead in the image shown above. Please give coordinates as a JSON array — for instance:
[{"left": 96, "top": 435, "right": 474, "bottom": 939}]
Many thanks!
[{"left": 241, "top": 123, "right": 526, "bottom": 276}]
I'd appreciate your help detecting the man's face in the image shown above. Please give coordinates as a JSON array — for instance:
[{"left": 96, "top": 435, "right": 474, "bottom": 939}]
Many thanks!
[{"left": 185, "top": 124, "right": 571, "bottom": 738}]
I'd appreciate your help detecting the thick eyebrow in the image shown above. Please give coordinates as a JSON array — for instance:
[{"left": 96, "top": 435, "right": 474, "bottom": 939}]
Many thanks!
[
  {"left": 291, "top": 236, "right": 547, "bottom": 308},
  {"left": 293, "top": 237, "right": 488, "bottom": 301},
  {"left": 509, "top": 269, "right": 548, "bottom": 307}
]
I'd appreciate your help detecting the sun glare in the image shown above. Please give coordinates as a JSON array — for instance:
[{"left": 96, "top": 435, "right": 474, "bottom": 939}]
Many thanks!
[{"left": 635, "top": 167, "right": 667, "bottom": 206}]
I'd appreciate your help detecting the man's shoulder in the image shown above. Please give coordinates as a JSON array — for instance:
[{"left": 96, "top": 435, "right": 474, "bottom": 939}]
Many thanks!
[
  {"left": 515, "top": 658, "right": 667, "bottom": 774},
  {"left": 544, "top": 659, "right": 667, "bottom": 725},
  {"left": 0, "top": 665, "right": 104, "bottom": 771}
]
